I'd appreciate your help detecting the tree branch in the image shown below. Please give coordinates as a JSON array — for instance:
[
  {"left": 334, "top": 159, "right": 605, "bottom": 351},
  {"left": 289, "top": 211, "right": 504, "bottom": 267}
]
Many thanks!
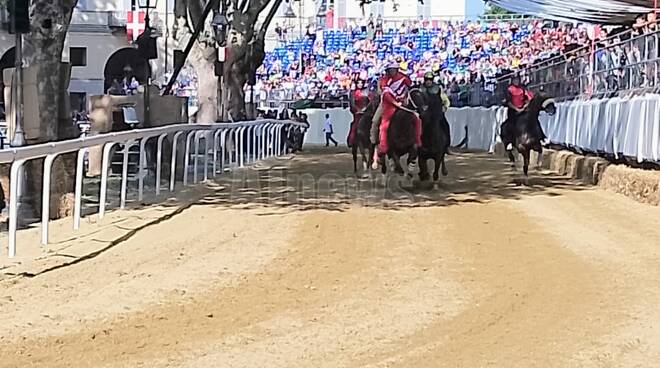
[
  {"left": 188, "top": 0, "right": 205, "bottom": 31},
  {"left": 258, "top": 0, "right": 283, "bottom": 41}
]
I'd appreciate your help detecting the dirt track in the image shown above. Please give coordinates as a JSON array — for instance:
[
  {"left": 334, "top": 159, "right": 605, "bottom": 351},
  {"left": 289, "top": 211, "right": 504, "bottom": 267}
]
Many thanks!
[{"left": 1, "top": 148, "right": 660, "bottom": 367}]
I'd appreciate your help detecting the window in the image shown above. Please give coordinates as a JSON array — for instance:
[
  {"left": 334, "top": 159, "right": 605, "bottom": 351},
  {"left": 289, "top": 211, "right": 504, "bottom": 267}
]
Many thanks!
[{"left": 70, "top": 47, "right": 87, "bottom": 67}]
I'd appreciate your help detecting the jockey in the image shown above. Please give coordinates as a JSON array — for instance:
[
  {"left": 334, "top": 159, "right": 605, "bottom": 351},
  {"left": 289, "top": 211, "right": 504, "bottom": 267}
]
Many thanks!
[
  {"left": 347, "top": 78, "right": 370, "bottom": 147},
  {"left": 420, "top": 72, "right": 451, "bottom": 150},
  {"left": 502, "top": 73, "right": 547, "bottom": 150},
  {"left": 370, "top": 61, "right": 422, "bottom": 158}
]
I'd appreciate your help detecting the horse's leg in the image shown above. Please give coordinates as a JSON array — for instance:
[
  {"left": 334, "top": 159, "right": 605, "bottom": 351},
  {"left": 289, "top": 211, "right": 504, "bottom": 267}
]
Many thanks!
[
  {"left": 352, "top": 145, "right": 358, "bottom": 174},
  {"left": 433, "top": 154, "right": 442, "bottom": 181},
  {"left": 441, "top": 145, "right": 448, "bottom": 176},
  {"left": 393, "top": 153, "right": 405, "bottom": 175},
  {"left": 507, "top": 150, "right": 516, "bottom": 170},
  {"left": 359, "top": 146, "right": 370, "bottom": 177},
  {"left": 535, "top": 145, "right": 543, "bottom": 169},
  {"left": 418, "top": 155, "right": 430, "bottom": 181},
  {"left": 522, "top": 149, "right": 530, "bottom": 177},
  {"left": 406, "top": 147, "right": 418, "bottom": 178}
]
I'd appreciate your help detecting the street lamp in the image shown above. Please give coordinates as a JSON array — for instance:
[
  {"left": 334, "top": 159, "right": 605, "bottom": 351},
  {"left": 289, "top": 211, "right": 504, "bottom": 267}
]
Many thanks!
[{"left": 137, "top": 0, "right": 158, "bottom": 126}]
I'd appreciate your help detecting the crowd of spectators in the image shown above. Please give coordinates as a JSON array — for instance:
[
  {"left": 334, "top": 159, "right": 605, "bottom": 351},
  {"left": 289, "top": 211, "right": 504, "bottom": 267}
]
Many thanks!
[
  {"left": 259, "top": 16, "right": 585, "bottom": 106},
  {"left": 259, "top": 11, "right": 659, "bottom": 107}
]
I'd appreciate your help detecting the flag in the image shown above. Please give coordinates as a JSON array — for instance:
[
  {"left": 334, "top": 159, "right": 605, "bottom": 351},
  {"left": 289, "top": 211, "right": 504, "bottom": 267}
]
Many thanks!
[{"left": 127, "top": 11, "right": 146, "bottom": 42}]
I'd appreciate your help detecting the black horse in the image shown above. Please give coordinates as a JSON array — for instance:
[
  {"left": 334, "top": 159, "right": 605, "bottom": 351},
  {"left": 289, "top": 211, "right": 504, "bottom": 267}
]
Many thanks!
[
  {"left": 507, "top": 94, "right": 556, "bottom": 176},
  {"left": 418, "top": 93, "right": 450, "bottom": 182},
  {"left": 351, "top": 95, "right": 377, "bottom": 177},
  {"left": 379, "top": 89, "right": 426, "bottom": 177}
]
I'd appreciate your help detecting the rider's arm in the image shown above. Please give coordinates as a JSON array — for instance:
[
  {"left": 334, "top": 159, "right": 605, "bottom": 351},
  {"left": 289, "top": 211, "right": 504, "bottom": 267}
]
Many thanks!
[
  {"left": 441, "top": 93, "right": 450, "bottom": 110},
  {"left": 349, "top": 92, "right": 357, "bottom": 113},
  {"left": 382, "top": 90, "right": 400, "bottom": 108}
]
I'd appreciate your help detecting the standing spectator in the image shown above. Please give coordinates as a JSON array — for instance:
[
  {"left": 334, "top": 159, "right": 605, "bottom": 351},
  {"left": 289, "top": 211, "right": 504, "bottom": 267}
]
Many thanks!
[{"left": 323, "top": 113, "right": 338, "bottom": 147}]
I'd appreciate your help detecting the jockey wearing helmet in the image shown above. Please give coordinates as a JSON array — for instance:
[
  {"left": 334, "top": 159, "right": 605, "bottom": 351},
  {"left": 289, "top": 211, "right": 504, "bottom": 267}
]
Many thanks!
[
  {"left": 502, "top": 73, "right": 547, "bottom": 150},
  {"left": 420, "top": 71, "right": 451, "bottom": 150},
  {"left": 369, "top": 61, "right": 422, "bottom": 158}
]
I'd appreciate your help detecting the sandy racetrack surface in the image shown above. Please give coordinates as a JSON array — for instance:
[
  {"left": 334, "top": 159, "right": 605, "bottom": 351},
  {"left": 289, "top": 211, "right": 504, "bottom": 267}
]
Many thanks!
[{"left": 1, "top": 148, "right": 660, "bottom": 367}]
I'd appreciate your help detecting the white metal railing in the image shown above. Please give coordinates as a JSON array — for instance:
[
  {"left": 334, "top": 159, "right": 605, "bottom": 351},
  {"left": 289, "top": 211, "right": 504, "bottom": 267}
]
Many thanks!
[{"left": 1, "top": 119, "right": 303, "bottom": 258}]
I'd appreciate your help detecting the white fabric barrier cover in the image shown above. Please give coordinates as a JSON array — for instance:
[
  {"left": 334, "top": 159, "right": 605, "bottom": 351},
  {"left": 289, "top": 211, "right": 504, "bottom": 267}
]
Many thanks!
[
  {"left": 540, "top": 94, "right": 660, "bottom": 162},
  {"left": 445, "top": 106, "right": 503, "bottom": 152}
]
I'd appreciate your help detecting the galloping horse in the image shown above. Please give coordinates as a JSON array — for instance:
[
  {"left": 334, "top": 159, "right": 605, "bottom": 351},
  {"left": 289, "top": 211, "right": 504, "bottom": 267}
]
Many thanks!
[
  {"left": 508, "top": 94, "right": 556, "bottom": 176},
  {"left": 418, "top": 93, "right": 451, "bottom": 182},
  {"left": 379, "top": 88, "right": 426, "bottom": 177},
  {"left": 351, "top": 94, "right": 378, "bottom": 177}
]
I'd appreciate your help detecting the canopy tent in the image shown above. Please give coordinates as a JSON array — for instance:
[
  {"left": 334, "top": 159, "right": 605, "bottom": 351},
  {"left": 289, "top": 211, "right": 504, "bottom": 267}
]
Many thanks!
[{"left": 489, "top": 0, "right": 656, "bottom": 24}]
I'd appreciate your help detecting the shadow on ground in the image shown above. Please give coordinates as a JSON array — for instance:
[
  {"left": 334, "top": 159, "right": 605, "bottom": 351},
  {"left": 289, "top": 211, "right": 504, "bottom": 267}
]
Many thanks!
[{"left": 193, "top": 147, "right": 589, "bottom": 214}]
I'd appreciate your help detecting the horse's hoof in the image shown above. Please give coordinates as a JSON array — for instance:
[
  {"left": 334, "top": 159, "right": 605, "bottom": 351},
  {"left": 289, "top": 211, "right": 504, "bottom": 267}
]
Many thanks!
[{"left": 433, "top": 174, "right": 439, "bottom": 182}]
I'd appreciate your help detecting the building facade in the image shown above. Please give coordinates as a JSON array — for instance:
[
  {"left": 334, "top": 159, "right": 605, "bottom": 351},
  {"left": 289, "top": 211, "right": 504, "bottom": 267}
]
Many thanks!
[{"left": 0, "top": 0, "right": 176, "bottom": 113}]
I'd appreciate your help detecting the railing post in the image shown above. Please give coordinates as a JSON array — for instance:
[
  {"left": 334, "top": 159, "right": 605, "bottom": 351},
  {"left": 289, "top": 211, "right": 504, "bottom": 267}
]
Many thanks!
[
  {"left": 99, "top": 142, "right": 116, "bottom": 219},
  {"left": 246, "top": 126, "right": 252, "bottom": 164},
  {"left": 275, "top": 124, "right": 282, "bottom": 156},
  {"left": 120, "top": 140, "right": 134, "bottom": 209},
  {"left": 170, "top": 131, "right": 184, "bottom": 191},
  {"left": 220, "top": 129, "right": 228, "bottom": 173},
  {"left": 155, "top": 133, "right": 167, "bottom": 195},
  {"left": 183, "top": 131, "right": 195, "bottom": 186},
  {"left": 212, "top": 129, "right": 222, "bottom": 177},
  {"left": 193, "top": 131, "right": 201, "bottom": 184},
  {"left": 138, "top": 136, "right": 151, "bottom": 202},
  {"left": 73, "top": 148, "right": 88, "bottom": 230},
  {"left": 233, "top": 128, "right": 239, "bottom": 168},
  {"left": 252, "top": 125, "right": 258, "bottom": 162},
  {"left": 239, "top": 127, "right": 246, "bottom": 167},
  {"left": 8, "top": 159, "right": 27, "bottom": 258},
  {"left": 204, "top": 130, "right": 210, "bottom": 181},
  {"left": 41, "top": 153, "right": 58, "bottom": 245}
]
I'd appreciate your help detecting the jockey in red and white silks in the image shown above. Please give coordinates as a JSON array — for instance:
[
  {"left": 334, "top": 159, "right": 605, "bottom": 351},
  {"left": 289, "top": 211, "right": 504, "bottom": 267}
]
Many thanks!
[{"left": 371, "top": 61, "right": 422, "bottom": 156}]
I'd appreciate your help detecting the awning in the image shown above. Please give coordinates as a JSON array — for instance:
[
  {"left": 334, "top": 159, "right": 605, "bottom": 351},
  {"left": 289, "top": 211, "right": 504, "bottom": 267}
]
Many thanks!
[{"left": 489, "top": 0, "right": 656, "bottom": 24}]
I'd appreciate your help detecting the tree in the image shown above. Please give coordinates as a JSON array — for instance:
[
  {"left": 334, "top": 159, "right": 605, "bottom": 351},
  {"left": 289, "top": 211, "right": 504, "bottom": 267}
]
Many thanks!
[
  {"left": 23, "top": 0, "right": 79, "bottom": 141},
  {"left": 173, "top": 0, "right": 222, "bottom": 124},
  {"left": 484, "top": 3, "right": 513, "bottom": 16},
  {"left": 172, "top": 0, "right": 282, "bottom": 122},
  {"left": 222, "top": 0, "right": 283, "bottom": 121}
]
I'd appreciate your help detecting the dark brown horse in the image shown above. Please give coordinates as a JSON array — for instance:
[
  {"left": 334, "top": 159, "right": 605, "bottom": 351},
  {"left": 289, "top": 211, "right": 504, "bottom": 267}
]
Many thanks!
[
  {"left": 418, "top": 93, "right": 450, "bottom": 182},
  {"left": 508, "top": 94, "right": 556, "bottom": 176},
  {"left": 351, "top": 94, "right": 378, "bottom": 177},
  {"left": 379, "top": 89, "right": 426, "bottom": 177}
]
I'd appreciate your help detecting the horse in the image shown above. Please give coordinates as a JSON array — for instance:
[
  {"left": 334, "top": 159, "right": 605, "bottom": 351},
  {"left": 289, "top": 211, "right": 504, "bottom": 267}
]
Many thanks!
[
  {"left": 379, "top": 88, "right": 426, "bottom": 177},
  {"left": 507, "top": 94, "right": 556, "bottom": 176},
  {"left": 351, "top": 94, "right": 377, "bottom": 177},
  {"left": 418, "top": 93, "right": 450, "bottom": 182}
]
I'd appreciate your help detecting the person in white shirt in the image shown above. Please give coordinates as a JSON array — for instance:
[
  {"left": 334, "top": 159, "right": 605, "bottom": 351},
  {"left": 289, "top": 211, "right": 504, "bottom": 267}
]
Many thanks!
[{"left": 323, "top": 113, "right": 338, "bottom": 147}]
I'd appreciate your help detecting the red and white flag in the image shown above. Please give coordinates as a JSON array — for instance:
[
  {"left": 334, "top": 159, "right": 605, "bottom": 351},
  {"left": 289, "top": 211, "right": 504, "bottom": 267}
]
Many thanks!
[{"left": 126, "top": 11, "right": 146, "bottom": 42}]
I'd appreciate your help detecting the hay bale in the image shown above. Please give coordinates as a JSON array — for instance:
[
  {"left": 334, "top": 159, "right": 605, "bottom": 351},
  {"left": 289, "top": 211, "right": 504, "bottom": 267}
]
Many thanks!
[{"left": 599, "top": 165, "right": 660, "bottom": 206}]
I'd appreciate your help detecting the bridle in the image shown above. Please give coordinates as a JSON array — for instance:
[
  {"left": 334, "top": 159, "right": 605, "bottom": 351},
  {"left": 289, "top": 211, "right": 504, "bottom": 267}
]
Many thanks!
[{"left": 399, "top": 88, "right": 421, "bottom": 115}]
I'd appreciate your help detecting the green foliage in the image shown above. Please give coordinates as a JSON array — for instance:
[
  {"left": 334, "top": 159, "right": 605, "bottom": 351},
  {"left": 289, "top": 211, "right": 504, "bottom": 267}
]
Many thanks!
[{"left": 484, "top": 4, "right": 513, "bottom": 16}]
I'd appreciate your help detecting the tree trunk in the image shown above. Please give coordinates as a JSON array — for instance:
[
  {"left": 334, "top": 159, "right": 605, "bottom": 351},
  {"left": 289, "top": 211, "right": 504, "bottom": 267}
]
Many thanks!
[
  {"left": 24, "top": 0, "right": 78, "bottom": 141},
  {"left": 188, "top": 44, "right": 218, "bottom": 123},
  {"left": 173, "top": 0, "right": 219, "bottom": 123},
  {"left": 18, "top": 1, "right": 78, "bottom": 219}
]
